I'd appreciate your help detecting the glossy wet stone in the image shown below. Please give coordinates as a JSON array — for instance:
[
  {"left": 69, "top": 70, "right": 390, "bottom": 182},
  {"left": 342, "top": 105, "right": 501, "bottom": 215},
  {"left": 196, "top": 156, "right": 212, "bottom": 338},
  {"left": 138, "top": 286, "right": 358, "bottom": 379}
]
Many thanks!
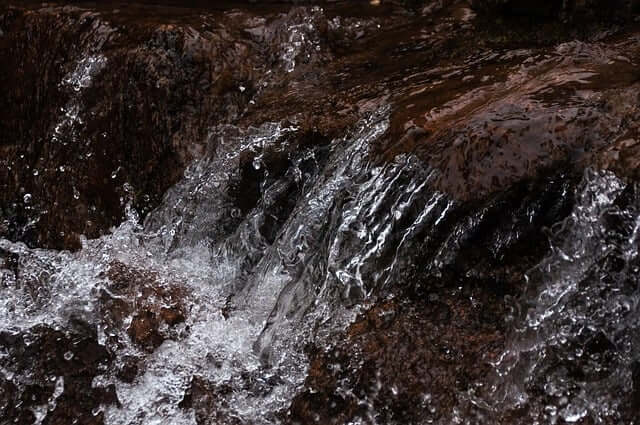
[
  {"left": 0, "top": 0, "right": 639, "bottom": 424},
  {"left": 0, "top": 325, "right": 117, "bottom": 425},
  {"left": 286, "top": 172, "right": 577, "bottom": 423},
  {"left": 2, "top": 0, "right": 637, "bottom": 250},
  {"left": 102, "top": 261, "right": 186, "bottom": 353},
  {"left": 0, "top": 4, "right": 261, "bottom": 250},
  {"left": 472, "top": 0, "right": 640, "bottom": 21}
]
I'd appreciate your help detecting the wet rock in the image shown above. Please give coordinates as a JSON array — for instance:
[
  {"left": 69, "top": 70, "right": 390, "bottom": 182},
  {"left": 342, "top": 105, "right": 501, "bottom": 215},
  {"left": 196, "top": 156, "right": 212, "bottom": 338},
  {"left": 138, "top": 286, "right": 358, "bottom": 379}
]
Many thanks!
[
  {"left": 0, "top": 4, "right": 259, "bottom": 250},
  {"left": 0, "top": 0, "right": 562, "bottom": 251},
  {"left": 381, "top": 35, "right": 640, "bottom": 201},
  {"left": 0, "top": 324, "right": 117, "bottom": 425},
  {"left": 471, "top": 0, "right": 562, "bottom": 17},
  {"left": 471, "top": 0, "right": 640, "bottom": 21},
  {"left": 287, "top": 170, "right": 577, "bottom": 424},
  {"left": 101, "top": 260, "right": 186, "bottom": 353},
  {"left": 179, "top": 377, "right": 242, "bottom": 425},
  {"left": 288, "top": 294, "right": 505, "bottom": 424},
  {"left": 1, "top": 0, "right": 640, "bottom": 423},
  {"left": 114, "top": 355, "right": 140, "bottom": 384},
  {"left": 594, "top": 88, "right": 640, "bottom": 180},
  {"left": 0, "top": 247, "right": 19, "bottom": 277}
]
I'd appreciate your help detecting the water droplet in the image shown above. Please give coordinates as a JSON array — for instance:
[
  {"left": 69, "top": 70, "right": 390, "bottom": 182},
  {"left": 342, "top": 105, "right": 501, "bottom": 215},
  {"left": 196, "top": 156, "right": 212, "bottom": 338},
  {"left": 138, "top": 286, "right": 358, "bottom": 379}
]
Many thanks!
[
  {"left": 561, "top": 404, "right": 587, "bottom": 423},
  {"left": 23, "top": 193, "right": 32, "bottom": 204},
  {"left": 64, "top": 351, "right": 74, "bottom": 361}
]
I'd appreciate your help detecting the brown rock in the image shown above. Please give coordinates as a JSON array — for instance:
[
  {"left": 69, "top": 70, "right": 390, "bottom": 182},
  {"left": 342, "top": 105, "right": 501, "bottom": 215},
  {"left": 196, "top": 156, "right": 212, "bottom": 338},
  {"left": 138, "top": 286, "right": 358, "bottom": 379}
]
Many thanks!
[
  {"left": 287, "top": 169, "right": 577, "bottom": 424},
  {"left": 0, "top": 4, "right": 259, "bottom": 250},
  {"left": 179, "top": 377, "right": 242, "bottom": 425},
  {"left": 101, "top": 260, "right": 186, "bottom": 353},
  {"left": 0, "top": 324, "right": 117, "bottom": 425},
  {"left": 288, "top": 294, "right": 506, "bottom": 424}
]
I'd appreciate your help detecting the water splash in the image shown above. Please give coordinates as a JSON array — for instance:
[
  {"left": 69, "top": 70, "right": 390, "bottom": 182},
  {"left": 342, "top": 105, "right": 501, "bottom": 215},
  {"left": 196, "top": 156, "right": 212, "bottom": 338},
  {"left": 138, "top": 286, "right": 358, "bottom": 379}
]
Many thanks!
[
  {"left": 278, "top": 7, "right": 324, "bottom": 73},
  {"left": 0, "top": 107, "right": 453, "bottom": 424},
  {"left": 466, "top": 169, "right": 640, "bottom": 424}
]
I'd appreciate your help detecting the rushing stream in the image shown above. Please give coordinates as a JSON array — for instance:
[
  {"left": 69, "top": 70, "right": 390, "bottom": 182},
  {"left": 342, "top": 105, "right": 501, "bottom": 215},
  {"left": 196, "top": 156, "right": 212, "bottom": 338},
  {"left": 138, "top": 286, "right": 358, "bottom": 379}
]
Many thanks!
[
  {"left": 1, "top": 1, "right": 640, "bottom": 424},
  {"left": 0, "top": 108, "right": 454, "bottom": 424},
  {"left": 464, "top": 170, "right": 640, "bottom": 424}
]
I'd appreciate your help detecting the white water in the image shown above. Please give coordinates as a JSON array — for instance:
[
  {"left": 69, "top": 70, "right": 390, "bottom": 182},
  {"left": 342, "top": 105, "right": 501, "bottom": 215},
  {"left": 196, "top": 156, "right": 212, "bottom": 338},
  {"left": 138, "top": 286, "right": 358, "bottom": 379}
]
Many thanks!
[{"left": 0, "top": 106, "right": 453, "bottom": 424}]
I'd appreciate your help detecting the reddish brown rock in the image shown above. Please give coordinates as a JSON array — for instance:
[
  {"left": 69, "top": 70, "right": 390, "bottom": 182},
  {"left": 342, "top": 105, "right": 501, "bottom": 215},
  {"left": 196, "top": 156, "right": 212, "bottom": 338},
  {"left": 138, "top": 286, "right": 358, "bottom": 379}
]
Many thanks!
[
  {"left": 288, "top": 294, "right": 506, "bottom": 424},
  {"left": 1, "top": 1, "right": 640, "bottom": 423},
  {"left": 179, "top": 377, "right": 242, "bottom": 425},
  {"left": 0, "top": 325, "right": 117, "bottom": 425},
  {"left": 287, "top": 169, "right": 578, "bottom": 424},
  {"left": 101, "top": 260, "right": 186, "bottom": 353},
  {"left": 3, "top": 0, "right": 633, "bottom": 251},
  {"left": 0, "top": 3, "right": 259, "bottom": 250},
  {"left": 378, "top": 33, "right": 640, "bottom": 201}
]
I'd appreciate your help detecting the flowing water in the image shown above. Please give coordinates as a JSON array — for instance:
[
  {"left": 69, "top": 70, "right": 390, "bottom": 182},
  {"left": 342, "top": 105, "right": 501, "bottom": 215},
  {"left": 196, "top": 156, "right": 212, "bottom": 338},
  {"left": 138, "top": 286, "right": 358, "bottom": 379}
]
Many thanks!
[
  {"left": 461, "top": 170, "right": 640, "bottom": 424},
  {"left": 6, "top": 106, "right": 640, "bottom": 424},
  {"left": 2, "top": 2, "right": 640, "bottom": 424},
  {"left": 0, "top": 106, "right": 456, "bottom": 424}
]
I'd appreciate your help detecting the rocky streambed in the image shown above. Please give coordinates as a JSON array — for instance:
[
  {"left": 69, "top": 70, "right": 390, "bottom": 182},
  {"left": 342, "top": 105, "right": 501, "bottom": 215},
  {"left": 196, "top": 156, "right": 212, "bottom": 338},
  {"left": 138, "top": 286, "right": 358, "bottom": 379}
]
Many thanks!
[{"left": 1, "top": 1, "right": 640, "bottom": 424}]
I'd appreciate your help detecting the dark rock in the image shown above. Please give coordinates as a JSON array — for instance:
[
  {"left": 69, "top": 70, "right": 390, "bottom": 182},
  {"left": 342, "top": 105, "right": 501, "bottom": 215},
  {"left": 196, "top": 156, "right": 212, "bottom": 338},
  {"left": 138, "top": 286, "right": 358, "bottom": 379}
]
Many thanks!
[
  {"left": 179, "top": 377, "right": 242, "bottom": 425},
  {"left": 115, "top": 355, "right": 140, "bottom": 384},
  {"left": 381, "top": 35, "right": 640, "bottom": 201},
  {"left": 0, "top": 4, "right": 259, "bottom": 250},
  {"left": 102, "top": 260, "right": 186, "bottom": 353},
  {"left": 1, "top": 0, "right": 640, "bottom": 423},
  {"left": 471, "top": 0, "right": 639, "bottom": 21},
  {"left": 3, "top": 0, "right": 627, "bottom": 251},
  {"left": 288, "top": 295, "right": 505, "bottom": 424},
  {"left": 0, "top": 325, "right": 117, "bottom": 425},
  {"left": 287, "top": 168, "right": 578, "bottom": 424}
]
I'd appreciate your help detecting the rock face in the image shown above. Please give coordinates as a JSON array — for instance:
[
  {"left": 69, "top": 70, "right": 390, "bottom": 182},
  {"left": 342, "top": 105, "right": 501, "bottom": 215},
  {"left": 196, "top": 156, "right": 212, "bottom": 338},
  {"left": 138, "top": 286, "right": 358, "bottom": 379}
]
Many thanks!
[
  {"left": 0, "top": 0, "right": 639, "bottom": 424},
  {"left": 472, "top": 0, "right": 640, "bottom": 20},
  {"left": 102, "top": 261, "right": 186, "bottom": 352},
  {"left": 0, "top": 4, "right": 258, "bottom": 250},
  {"left": 2, "top": 0, "right": 636, "bottom": 251},
  {"left": 0, "top": 325, "right": 117, "bottom": 425}
]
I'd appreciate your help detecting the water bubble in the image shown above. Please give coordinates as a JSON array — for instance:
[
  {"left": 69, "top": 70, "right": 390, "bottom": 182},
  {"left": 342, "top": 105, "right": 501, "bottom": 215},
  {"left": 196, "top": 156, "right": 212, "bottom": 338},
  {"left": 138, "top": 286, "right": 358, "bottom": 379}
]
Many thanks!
[
  {"left": 561, "top": 404, "right": 587, "bottom": 423},
  {"left": 23, "top": 193, "right": 32, "bottom": 203}
]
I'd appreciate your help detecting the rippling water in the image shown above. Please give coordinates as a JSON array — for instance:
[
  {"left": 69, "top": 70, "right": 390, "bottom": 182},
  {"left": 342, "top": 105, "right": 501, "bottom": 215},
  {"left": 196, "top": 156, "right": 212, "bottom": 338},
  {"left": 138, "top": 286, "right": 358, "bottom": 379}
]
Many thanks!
[
  {"left": 0, "top": 107, "right": 458, "bottom": 424},
  {"left": 460, "top": 170, "right": 640, "bottom": 424},
  {"left": 2, "top": 2, "right": 640, "bottom": 424},
  {"left": 4, "top": 107, "right": 640, "bottom": 424}
]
